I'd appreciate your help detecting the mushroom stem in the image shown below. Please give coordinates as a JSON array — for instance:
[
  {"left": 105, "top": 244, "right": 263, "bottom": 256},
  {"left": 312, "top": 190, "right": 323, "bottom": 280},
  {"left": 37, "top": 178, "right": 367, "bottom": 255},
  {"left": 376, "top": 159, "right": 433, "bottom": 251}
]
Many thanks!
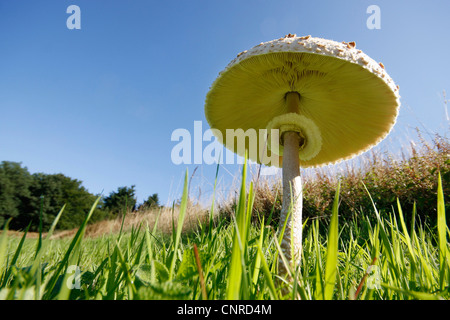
[
  {"left": 279, "top": 132, "right": 303, "bottom": 274},
  {"left": 285, "top": 91, "right": 301, "bottom": 113},
  {"left": 279, "top": 92, "right": 303, "bottom": 276}
]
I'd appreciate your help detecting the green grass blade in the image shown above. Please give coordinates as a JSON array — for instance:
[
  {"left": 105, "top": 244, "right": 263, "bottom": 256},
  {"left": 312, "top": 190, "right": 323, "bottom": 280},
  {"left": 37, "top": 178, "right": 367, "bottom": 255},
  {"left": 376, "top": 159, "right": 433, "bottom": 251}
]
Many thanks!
[
  {"left": 236, "top": 158, "right": 249, "bottom": 245},
  {"left": 227, "top": 215, "right": 243, "bottom": 299},
  {"left": 244, "top": 181, "right": 255, "bottom": 247},
  {"left": 256, "top": 244, "right": 278, "bottom": 300},
  {"left": 252, "top": 216, "right": 265, "bottom": 289},
  {"left": 313, "top": 219, "right": 323, "bottom": 300},
  {"left": 45, "top": 204, "right": 66, "bottom": 241},
  {"left": 152, "top": 207, "right": 162, "bottom": 235},
  {"left": 144, "top": 224, "right": 157, "bottom": 283},
  {"left": 10, "top": 223, "right": 31, "bottom": 267},
  {"left": 381, "top": 283, "right": 442, "bottom": 300},
  {"left": 410, "top": 202, "right": 417, "bottom": 240},
  {"left": 35, "top": 195, "right": 44, "bottom": 258},
  {"left": 226, "top": 155, "right": 249, "bottom": 300},
  {"left": 437, "top": 172, "right": 448, "bottom": 291},
  {"left": 209, "top": 161, "right": 220, "bottom": 239},
  {"left": 169, "top": 168, "right": 189, "bottom": 281},
  {"left": 324, "top": 182, "right": 340, "bottom": 300},
  {"left": 397, "top": 199, "right": 417, "bottom": 270}
]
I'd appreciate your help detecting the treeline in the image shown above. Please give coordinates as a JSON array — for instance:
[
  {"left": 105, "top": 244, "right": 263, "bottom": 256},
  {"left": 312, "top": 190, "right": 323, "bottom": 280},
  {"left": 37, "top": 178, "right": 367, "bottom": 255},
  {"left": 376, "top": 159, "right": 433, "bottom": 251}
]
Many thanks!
[{"left": 0, "top": 161, "right": 160, "bottom": 231}]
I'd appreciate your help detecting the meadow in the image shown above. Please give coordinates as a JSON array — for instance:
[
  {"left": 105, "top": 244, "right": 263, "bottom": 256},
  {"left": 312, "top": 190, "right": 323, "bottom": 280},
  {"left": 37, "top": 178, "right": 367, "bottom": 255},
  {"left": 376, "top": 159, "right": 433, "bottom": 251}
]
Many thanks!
[{"left": 0, "top": 134, "right": 449, "bottom": 300}]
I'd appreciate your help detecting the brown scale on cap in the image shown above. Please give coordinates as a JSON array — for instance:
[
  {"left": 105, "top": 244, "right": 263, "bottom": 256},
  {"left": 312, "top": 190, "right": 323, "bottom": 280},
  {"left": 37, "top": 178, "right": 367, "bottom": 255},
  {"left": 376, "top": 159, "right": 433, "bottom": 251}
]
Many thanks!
[
  {"left": 300, "top": 35, "right": 311, "bottom": 40},
  {"left": 379, "top": 62, "right": 385, "bottom": 69},
  {"left": 284, "top": 33, "right": 297, "bottom": 38},
  {"left": 359, "top": 57, "right": 369, "bottom": 65},
  {"left": 237, "top": 50, "right": 247, "bottom": 57},
  {"left": 348, "top": 41, "right": 356, "bottom": 48}
]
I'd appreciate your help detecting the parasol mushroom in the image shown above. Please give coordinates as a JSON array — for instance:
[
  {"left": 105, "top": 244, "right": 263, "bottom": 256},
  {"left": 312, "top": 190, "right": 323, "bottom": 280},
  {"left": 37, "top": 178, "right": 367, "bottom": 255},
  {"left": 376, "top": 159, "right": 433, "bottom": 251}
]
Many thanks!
[{"left": 204, "top": 34, "right": 400, "bottom": 275}]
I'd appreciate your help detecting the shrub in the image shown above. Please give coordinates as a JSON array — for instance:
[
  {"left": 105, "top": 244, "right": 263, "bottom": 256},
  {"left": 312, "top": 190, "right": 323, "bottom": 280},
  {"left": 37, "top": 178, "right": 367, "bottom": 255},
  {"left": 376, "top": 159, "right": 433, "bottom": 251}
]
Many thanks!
[{"left": 219, "top": 134, "right": 449, "bottom": 232}]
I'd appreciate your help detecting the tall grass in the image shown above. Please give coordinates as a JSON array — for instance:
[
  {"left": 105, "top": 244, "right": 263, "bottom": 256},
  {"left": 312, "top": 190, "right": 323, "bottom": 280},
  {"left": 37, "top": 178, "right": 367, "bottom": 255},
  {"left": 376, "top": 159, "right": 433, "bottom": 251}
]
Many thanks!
[{"left": 0, "top": 156, "right": 448, "bottom": 300}]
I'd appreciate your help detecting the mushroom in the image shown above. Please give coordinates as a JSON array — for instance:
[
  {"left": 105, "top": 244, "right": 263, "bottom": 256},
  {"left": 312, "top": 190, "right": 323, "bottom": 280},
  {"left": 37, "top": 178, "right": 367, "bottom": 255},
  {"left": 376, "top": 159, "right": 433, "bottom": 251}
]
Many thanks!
[{"left": 204, "top": 35, "right": 400, "bottom": 275}]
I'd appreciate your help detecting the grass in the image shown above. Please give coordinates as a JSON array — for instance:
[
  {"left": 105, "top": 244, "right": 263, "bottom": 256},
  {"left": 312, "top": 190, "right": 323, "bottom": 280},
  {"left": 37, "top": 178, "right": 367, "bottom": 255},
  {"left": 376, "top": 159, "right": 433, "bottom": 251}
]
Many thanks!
[{"left": 0, "top": 155, "right": 449, "bottom": 300}]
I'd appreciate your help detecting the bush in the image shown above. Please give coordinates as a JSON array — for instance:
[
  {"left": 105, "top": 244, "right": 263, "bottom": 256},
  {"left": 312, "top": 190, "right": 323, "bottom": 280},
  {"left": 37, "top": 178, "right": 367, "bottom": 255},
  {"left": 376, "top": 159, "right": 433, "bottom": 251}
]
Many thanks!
[{"left": 219, "top": 134, "right": 450, "bottom": 231}]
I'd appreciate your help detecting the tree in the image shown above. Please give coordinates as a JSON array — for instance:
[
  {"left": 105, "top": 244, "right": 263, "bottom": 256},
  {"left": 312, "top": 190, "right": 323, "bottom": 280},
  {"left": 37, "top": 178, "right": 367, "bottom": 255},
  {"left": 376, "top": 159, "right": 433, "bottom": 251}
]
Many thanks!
[
  {"left": 0, "top": 161, "right": 32, "bottom": 229},
  {"left": 27, "top": 173, "right": 102, "bottom": 231},
  {"left": 103, "top": 186, "right": 137, "bottom": 215},
  {"left": 0, "top": 161, "right": 104, "bottom": 231},
  {"left": 138, "top": 193, "right": 160, "bottom": 211}
]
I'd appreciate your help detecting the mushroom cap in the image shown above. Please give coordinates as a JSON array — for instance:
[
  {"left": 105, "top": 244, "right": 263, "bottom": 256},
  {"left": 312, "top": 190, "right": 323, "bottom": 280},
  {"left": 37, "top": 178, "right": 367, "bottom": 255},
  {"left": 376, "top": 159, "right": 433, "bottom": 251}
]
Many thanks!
[{"left": 205, "top": 35, "right": 400, "bottom": 168}]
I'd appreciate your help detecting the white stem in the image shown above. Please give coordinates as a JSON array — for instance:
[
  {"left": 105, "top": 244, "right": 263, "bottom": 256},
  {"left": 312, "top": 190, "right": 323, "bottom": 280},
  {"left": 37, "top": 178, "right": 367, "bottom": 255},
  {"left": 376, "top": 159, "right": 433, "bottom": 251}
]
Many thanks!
[{"left": 279, "top": 131, "right": 303, "bottom": 275}]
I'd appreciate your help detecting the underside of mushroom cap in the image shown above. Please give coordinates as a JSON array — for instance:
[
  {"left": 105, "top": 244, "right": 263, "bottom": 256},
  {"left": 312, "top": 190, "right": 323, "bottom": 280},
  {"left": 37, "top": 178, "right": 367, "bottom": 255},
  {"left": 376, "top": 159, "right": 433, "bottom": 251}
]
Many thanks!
[{"left": 205, "top": 35, "right": 400, "bottom": 168}]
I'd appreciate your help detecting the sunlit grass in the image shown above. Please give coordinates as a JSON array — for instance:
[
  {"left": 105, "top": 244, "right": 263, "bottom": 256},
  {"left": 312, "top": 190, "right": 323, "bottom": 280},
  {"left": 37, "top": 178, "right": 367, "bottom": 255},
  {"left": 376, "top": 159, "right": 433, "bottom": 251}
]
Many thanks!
[{"left": 0, "top": 163, "right": 448, "bottom": 300}]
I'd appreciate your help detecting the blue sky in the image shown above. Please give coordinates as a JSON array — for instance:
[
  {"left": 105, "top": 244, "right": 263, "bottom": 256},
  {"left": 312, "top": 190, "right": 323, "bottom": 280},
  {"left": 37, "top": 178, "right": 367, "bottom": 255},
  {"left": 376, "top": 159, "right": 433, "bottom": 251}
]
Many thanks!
[{"left": 0, "top": 0, "right": 449, "bottom": 206}]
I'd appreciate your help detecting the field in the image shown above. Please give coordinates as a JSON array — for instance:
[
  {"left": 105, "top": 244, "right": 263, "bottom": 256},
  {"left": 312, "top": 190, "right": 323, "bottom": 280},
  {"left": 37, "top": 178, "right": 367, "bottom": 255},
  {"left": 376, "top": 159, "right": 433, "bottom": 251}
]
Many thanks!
[{"left": 0, "top": 136, "right": 449, "bottom": 300}]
